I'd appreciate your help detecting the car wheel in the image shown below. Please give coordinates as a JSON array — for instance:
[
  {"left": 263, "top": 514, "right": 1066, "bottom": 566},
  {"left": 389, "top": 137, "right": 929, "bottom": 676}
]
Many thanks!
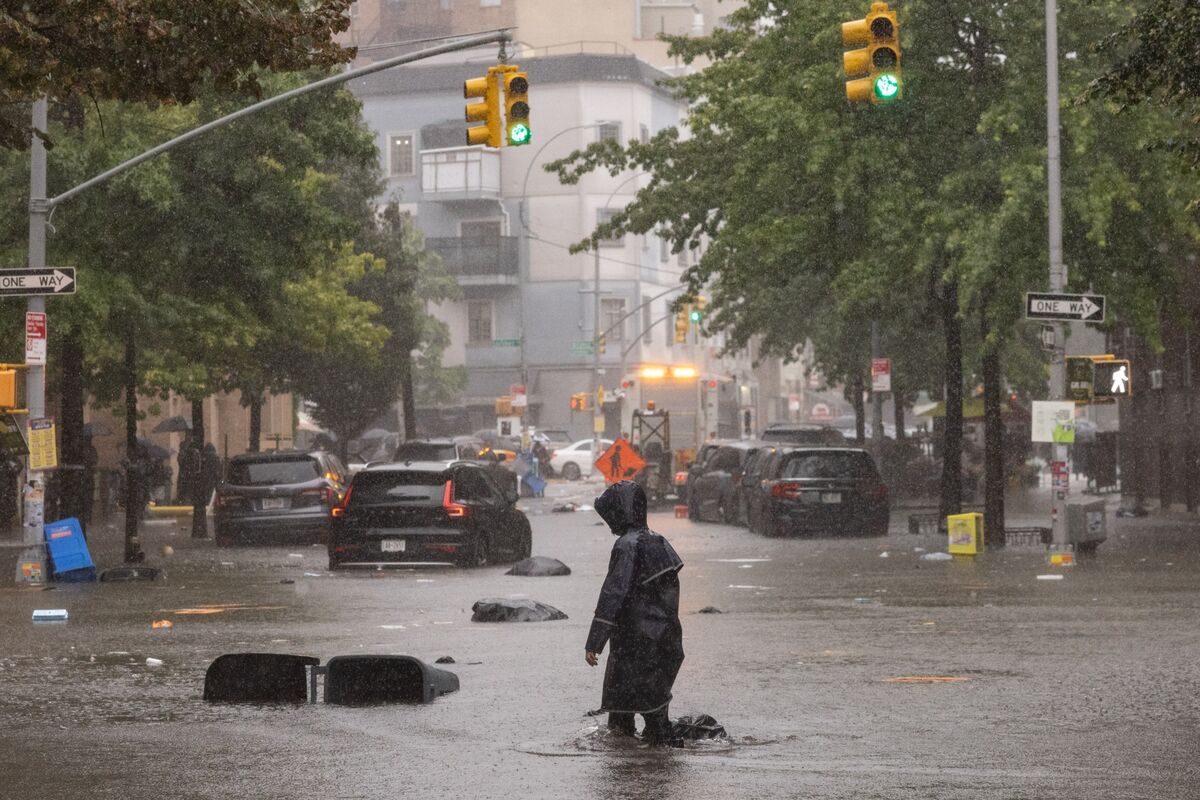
[
  {"left": 460, "top": 534, "right": 491, "bottom": 568},
  {"left": 561, "top": 462, "right": 581, "bottom": 481},
  {"left": 215, "top": 526, "right": 234, "bottom": 547}
]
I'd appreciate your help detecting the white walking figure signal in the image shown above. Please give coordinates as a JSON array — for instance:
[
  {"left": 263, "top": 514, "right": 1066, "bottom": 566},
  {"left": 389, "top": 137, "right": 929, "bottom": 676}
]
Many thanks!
[{"left": 1111, "top": 365, "right": 1128, "bottom": 394}]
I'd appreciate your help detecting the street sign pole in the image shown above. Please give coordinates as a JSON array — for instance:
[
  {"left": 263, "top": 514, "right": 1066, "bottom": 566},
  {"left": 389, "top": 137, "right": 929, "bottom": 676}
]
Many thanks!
[
  {"left": 17, "top": 97, "right": 49, "bottom": 584},
  {"left": 870, "top": 321, "right": 883, "bottom": 444},
  {"left": 1045, "top": 0, "right": 1069, "bottom": 549}
]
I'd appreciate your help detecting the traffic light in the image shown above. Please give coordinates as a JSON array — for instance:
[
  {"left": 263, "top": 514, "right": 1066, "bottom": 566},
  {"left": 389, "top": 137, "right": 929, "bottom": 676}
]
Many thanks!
[
  {"left": 0, "top": 369, "right": 14, "bottom": 408},
  {"left": 689, "top": 296, "right": 706, "bottom": 324},
  {"left": 504, "top": 70, "right": 531, "bottom": 146},
  {"left": 674, "top": 306, "right": 690, "bottom": 344},
  {"left": 464, "top": 68, "right": 502, "bottom": 148},
  {"left": 842, "top": 2, "right": 902, "bottom": 104},
  {"left": 1093, "top": 359, "right": 1132, "bottom": 399},
  {"left": 597, "top": 333, "right": 606, "bottom": 355}
]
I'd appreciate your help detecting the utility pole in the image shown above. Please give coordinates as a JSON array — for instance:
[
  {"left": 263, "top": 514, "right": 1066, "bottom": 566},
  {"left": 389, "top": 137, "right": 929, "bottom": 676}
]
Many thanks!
[
  {"left": 592, "top": 245, "right": 603, "bottom": 457},
  {"left": 1046, "top": 0, "right": 1069, "bottom": 547},
  {"left": 871, "top": 319, "right": 884, "bottom": 444}
]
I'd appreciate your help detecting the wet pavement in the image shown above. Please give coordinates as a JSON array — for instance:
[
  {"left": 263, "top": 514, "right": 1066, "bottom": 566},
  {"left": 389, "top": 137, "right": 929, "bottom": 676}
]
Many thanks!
[{"left": 2, "top": 482, "right": 1199, "bottom": 799}]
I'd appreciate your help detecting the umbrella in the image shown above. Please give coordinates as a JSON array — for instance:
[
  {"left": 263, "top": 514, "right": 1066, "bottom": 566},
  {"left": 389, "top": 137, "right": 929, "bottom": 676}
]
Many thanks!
[
  {"left": 82, "top": 421, "right": 113, "bottom": 437},
  {"left": 152, "top": 415, "right": 192, "bottom": 434},
  {"left": 135, "top": 438, "right": 172, "bottom": 460}
]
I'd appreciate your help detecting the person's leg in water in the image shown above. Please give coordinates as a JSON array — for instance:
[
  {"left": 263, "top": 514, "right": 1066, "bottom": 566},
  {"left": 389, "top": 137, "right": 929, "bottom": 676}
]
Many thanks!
[
  {"left": 607, "top": 712, "right": 636, "bottom": 736},
  {"left": 640, "top": 707, "right": 675, "bottom": 744}
]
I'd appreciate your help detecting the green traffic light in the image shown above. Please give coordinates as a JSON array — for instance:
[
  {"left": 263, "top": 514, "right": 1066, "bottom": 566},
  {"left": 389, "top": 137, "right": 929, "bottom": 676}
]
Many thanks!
[
  {"left": 689, "top": 309, "right": 702, "bottom": 323},
  {"left": 509, "top": 123, "right": 531, "bottom": 145},
  {"left": 874, "top": 73, "right": 899, "bottom": 99}
]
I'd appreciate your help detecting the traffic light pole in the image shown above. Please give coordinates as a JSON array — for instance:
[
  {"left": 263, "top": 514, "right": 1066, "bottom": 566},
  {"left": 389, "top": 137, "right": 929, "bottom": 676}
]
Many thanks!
[
  {"left": 17, "top": 30, "right": 512, "bottom": 579},
  {"left": 1046, "top": 0, "right": 1069, "bottom": 548}
]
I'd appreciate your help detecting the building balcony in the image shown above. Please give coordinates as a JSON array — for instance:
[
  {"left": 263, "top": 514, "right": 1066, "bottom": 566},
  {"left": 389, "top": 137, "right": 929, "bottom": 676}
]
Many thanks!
[
  {"left": 424, "top": 236, "right": 520, "bottom": 286},
  {"left": 420, "top": 146, "right": 500, "bottom": 202}
]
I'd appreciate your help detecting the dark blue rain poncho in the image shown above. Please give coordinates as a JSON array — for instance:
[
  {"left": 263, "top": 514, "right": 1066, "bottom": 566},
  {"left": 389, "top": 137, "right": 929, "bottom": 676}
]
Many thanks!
[{"left": 586, "top": 481, "right": 684, "bottom": 714}]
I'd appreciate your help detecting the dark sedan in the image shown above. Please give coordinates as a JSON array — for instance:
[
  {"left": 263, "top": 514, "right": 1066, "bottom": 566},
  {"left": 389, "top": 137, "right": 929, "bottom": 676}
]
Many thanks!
[
  {"left": 754, "top": 448, "right": 890, "bottom": 537},
  {"left": 213, "top": 450, "right": 347, "bottom": 546},
  {"left": 327, "top": 460, "right": 532, "bottom": 569},
  {"left": 687, "top": 440, "right": 762, "bottom": 524}
]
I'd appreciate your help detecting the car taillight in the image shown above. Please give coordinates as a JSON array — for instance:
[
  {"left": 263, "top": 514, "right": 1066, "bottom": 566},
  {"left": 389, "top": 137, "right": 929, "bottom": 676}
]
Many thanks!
[
  {"left": 331, "top": 485, "right": 353, "bottom": 518},
  {"left": 214, "top": 492, "right": 239, "bottom": 509},
  {"left": 770, "top": 482, "right": 801, "bottom": 499},
  {"left": 870, "top": 482, "right": 890, "bottom": 501},
  {"left": 675, "top": 472, "right": 688, "bottom": 484},
  {"left": 442, "top": 480, "right": 468, "bottom": 518},
  {"left": 302, "top": 486, "right": 335, "bottom": 505}
]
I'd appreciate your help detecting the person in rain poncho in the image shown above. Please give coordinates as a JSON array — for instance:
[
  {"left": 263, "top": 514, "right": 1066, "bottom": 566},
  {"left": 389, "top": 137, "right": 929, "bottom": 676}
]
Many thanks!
[{"left": 585, "top": 481, "right": 684, "bottom": 743}]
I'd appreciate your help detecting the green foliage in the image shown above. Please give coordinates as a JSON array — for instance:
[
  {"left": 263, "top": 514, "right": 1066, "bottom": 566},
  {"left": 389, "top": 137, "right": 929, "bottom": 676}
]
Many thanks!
[
  {"left": 547, "top": 0, "right": 1194, "bottom": 395},
  {"left": 0, "top": 1, "right": 354, "bottom": 150}
]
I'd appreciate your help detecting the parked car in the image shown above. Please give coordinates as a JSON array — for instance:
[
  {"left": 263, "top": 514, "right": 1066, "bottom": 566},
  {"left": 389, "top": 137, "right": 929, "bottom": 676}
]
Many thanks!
[
  {"left": 752, "top": 447, "right": 890, "bottom": 538},
  {"left": 532, "top": 429, "right": 572, "bottom": 446},
  {"left": 760, "top": 422, "right": 847, "bottom": 447},
  {"left": 676, "top": 442, "right": 721, "bottom": 506},
  {"left": 327, "top": 460, "right": 532, "bottom": 569},
  {"left": 394, "top": 436, "right": 487, "bottom": 463},
  {"left": 687, "top": 440, "right": 762, "bottom": 524},
  {"left": 549, "top": 438, "right": 613, "bottom": 480},
  {"left": 739, "top": 444, "right": 784, "bottom": 530},
  {"left": 214, "top": 450, "right": 348, "bottom": 546}
]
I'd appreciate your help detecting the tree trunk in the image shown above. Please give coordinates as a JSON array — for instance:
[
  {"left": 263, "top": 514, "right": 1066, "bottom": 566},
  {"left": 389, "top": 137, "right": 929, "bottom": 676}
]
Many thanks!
[
  {"left": 892, "top": 375, "right": 906, "bottom": 442},
  {"left": 400, "top": 354, "right": 417, "bottom": 439},
  {"left": 851, "top": 373, "right": 866, "bottom": 444},
  {"left": 123, "top": 328, "right": 143, "bottom": 563},
  {"left": 191, "top": 399, "right": 208, "bottom": 539},
  {"left": 248, "top": 393, "right": 262, "bottom": 453},
  {"left": 939, "top": 280, "right": 964, "bottom": 520},
  {"left": 981, "top": 316, "right": 1006, "bottom": 548},
  {"left": 59, "top": 326, "right": 86, "bottom": 527}
]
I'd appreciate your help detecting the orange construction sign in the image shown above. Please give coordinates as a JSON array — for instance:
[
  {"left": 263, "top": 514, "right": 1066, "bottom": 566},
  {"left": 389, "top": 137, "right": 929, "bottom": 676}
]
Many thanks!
[{"left": 595, "top": 438, "right": 645, "bottom": 484}]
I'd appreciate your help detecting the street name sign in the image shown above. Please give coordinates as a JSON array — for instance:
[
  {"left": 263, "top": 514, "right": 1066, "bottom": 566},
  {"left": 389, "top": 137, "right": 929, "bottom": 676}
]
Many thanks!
[
  {"left": 1025, "top": 292, "right": 1105, "bottom": 322},
  {"left": 0, "top": 268, "right": 76, "bottom": 297},
  {"left": 571, "top": 339, "right": 594, "bottom": 356}
]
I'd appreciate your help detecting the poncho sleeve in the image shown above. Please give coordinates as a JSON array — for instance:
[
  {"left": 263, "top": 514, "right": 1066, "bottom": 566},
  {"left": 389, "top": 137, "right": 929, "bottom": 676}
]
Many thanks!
[{"left": 585, "top": 535, "right": 637, "bottom": 653}]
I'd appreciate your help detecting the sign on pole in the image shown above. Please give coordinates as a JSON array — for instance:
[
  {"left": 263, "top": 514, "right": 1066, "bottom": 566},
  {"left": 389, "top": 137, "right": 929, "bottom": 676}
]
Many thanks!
[
  {"left": 871, "top": 358, "right": 892, "bottom": 393},
  {"left": 25, "top": 312, "right": 46, "bottom": 366},
  {"left": 0, "top": 268, "right": 75, "bottom": 297},
  {"left": 27, "top": 417, "right": 57, "bottom": 471},
  {"left": 1065, "top": 357, "right": 1094, "bottom": 403},
  {"left": 1024, "top": 292, "right": 1105, "bottom": 322},
  {"left": 594, "top": 438, "right": 645, "bottom": 484},
  {"left": 1031, "top": 401, "right": 1076, "bottom": 444},
  {"left": 1093, "top": 359, "right": 1132, "bottom": 398}
]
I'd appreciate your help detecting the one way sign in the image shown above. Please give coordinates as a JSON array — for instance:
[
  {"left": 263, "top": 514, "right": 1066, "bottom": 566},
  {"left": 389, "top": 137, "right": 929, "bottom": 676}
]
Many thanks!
[
  {"left": 0, "top": 268, "right": 76, "bottom": 297},
  {"left": 1025, "top": 292, "right": 1105, "bottom": 323}
]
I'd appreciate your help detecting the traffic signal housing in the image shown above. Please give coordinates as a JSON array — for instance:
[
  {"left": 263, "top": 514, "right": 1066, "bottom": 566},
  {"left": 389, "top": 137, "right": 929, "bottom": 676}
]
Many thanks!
[
  {"left": 464, "top": 69, "right": 502, "bottom": 148},
  {"left": 597, "top": 333, "right": 607, "bottom": 355},
  {"left": 674, "top": 306, "right": 690, "bottom": 344},
  {"left": 689, "top": 296, "right": 706, "bottom": 324},
  {"left": 504, "top": 70, "right": 531, "bottom": 146},
  {"left": 1093, "top": 359, "right": 1132, "bottom": 399},
  {"left": 0, "top": 368, "right": 15, "bottom": 408},
  {"left": 842, "top": 2, "right": 902, "bottom": 104}
]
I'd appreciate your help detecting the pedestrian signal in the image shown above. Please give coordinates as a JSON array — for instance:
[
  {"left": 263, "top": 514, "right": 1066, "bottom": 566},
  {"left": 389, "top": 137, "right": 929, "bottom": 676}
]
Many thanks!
[
  {"left": 842, "top": 2, "right": 902, "bottom": 104},
  {"left": 570, "top": 392, "right": 591, "bottom": 411},
  {"left": 1093, "top": 359, "right": 1132, "bottom": 398}
]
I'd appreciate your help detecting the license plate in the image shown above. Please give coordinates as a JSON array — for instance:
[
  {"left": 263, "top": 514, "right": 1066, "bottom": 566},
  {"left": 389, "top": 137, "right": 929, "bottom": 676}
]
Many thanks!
[
  {"left": 801, "top": 491, "right": 821, "bottom": 504},
  {"left": 261, "top": 497, "right": 288, "bottom": 510},
  {"left": 821, "top": 492, "right": 842, "bottom": 504},
  {"left": 380, "top": 539, "right": 406, "bottom": 553}
]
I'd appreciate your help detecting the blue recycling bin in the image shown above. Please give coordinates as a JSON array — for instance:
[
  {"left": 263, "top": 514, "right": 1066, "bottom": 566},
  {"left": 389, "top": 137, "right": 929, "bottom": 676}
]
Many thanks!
[{"left": 43, "top": 517, "right": 96, "bottom": 582}]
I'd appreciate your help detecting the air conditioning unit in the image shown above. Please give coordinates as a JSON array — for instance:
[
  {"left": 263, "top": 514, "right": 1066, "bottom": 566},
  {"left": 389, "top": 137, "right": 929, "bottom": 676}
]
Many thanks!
[{"left": 1150, "top": 369, "right": 1164, "bottom": 390}]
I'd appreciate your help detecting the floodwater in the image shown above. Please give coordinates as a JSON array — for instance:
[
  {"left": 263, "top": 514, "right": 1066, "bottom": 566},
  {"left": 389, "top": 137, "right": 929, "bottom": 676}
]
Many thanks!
[{"left": 2, "top": 484, "right": 1199, "bottom": 799}]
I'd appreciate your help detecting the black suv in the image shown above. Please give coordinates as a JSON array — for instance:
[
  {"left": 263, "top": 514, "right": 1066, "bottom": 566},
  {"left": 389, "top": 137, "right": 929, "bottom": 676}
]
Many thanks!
[
  {"left": 214, "top": 450, "right": 348, "bottom": 546},
  {"left": 760, "top": 423, "right": 846, "bottom": 447},
  {"left": 328, "top": 461, "right": 532, "bottom": 569},
  {"left": 750, "top": 447, "right": 890, "bottom": 537}
]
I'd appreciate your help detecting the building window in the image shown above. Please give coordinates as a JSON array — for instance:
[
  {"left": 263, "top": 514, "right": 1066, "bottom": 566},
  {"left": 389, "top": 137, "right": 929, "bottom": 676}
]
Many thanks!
[
  {"left": 388, "top": 133, "right": 415, "bottom": 176},
  {"left": 597, "top": 208, "right": 623, "bottom": 247},
  {"left": 461, "top": 220, "right": 502, "bottom": 240},
  {"left": 677, "top": 247, "right": 688, "bottom": 268},
  {"left": 642, "top": 297, "right": 653, "bottom": 345},
  {"left": 659, "top": 234, "right": 669, "bottom": 262},
  {"left": 597, "top": 122, "right": 622, "bottom": 143},
  {"left": 480, "top": 0, "right": 500, "bottom": 6},
  {"left": 439, "top": 0, "right": 453, "bottom": 8},
  {"left": 349, "top": 1, "right": 359, "bottom": 17},
  {"left": 601, "top": 298, "right": 627, "bottom": 342},
  {"left": 639, "top": 124, "right": 649, "bottom": 143},
  {"left": 468, "top": 300, "right": 493, "bottom": 344}
]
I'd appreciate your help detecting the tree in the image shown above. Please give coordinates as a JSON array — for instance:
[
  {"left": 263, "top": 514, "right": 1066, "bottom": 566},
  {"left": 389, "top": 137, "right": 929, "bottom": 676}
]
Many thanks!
[
  {"left": 546, "top": 0, "right": 1193, "bottom": 535},
  {"left": 0, "top": 0, "right": 354, "bottom": 150}
]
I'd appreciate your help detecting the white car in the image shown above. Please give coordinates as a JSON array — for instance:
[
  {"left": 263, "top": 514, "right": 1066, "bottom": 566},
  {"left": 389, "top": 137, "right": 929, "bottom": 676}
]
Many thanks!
[{"left": 549, "top": 438, "right": 613, "bottom": 481}]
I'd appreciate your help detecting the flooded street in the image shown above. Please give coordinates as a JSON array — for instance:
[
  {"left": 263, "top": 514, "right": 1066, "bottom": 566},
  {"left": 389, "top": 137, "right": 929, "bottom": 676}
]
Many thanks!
[{"left": 1, "top": 484, "right": 1198, "bottom": 799}]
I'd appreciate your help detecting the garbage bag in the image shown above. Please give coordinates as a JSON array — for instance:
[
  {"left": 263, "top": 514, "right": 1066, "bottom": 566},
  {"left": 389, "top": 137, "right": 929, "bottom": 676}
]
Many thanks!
[
  {"left": 506, "top": 556, "right": 571, "bottom": 576},
  {"left": 672, "top": 714, "right": 727, "bottom": 740},
  {"left": 470, "top": 597, "right": 568, "bottom": 622}
]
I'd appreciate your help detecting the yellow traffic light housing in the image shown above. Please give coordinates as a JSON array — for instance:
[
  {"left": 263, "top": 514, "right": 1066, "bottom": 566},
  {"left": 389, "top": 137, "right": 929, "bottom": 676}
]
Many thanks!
[
  {"left": 674, "top": 306, "right": 690, "bottom": 344},
  {"left": 464, "top": 69, "right": 502, "bottom": 148},
  {"left": 0, "top": 369, "right": 16, "bottom": 409},
  {"left": 597, "top": 333, "right": 607, "bottom": 355},
  {"left": 503, "top": 70, "right": 531, "bottom": 146},
  {"left": 843, "top": 2, "right": 902, "bottom": 104}
]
